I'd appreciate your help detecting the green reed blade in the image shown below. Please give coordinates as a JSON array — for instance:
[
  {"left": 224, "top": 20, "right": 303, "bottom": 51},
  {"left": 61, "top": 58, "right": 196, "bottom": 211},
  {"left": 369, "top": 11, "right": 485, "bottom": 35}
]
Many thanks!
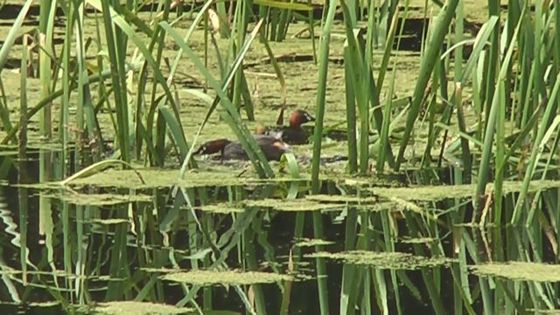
[
  {"left": 167, "top": 0, "right": 216, "bottom": 83},
  {"left": 162, "top": 20, "right": 274, "bottom": 178},
  {"left": 395, "top": 0, "right": 459, "bottom": 169},
  {"left": 342, "top": 28, "right": 370, "bottom": 174},
  {"left": 243, "top": 227, "right": 268, "bottom": 315},
  {"left": 0, "top": 0, "right": 33, "bottom": 71},
  {"left": 377, "top": 66, "right": 397, "bottom": 174},
  {"left": 59, "top": 3, "right": 73, "bottom": 174},
  {"left": 339, "top": 206, "right": 358, "bottom": 313},
  {"left": 309, "top": 0, "right": 337, "bottom": 312},
  {"left": 310, "top": 0, "right": 335, "bottom": 190},
  {"left": 159, "top": 106, "right": 190, "bottom": 161},
  {"left": 99, "top": 0, "right": 130, "bottom": 161},
  {"left": 18, "top": 29, "right": 30, "bottom": 289},
  {"left": 375, "top": 0, "right": 402, "bottom": 98},
  {"left": 139, "top": 1, "right": 174, "bottom": 164},
  {"left": 512, "top": 76, "right": 560, "bottom": 223},
  {"left": 89, "top": 0, "right": 187, "bottom": 161},
  {"left": 343, "top": 53, "right": 358, "bottom": 173},
  {"left": 342, "top": 0, "right": 388, "bottom": 174},
  {"left": 476, "top": 9, "right": 524, "bottom": 216}
]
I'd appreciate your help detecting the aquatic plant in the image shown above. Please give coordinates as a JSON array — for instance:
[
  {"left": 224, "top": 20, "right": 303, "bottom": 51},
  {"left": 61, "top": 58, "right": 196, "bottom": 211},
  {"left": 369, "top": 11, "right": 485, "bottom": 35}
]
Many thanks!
[{"left": 0, "top": 0, "right": 559, "bottom": 314}]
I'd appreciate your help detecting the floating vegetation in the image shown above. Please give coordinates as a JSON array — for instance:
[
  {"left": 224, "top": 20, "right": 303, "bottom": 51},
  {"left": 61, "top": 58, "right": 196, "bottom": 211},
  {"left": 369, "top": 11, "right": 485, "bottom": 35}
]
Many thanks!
[
  {"left": 57, "top": 168, "right": 239, "bottom": 189},
  {"left": 502, "top": 180, "right": 560, "bottom": 194},
  {"left": 244, "top": 198, "right": 342, "bottom": 212},
  {"left": 141, "top": 268, "right": 185, "bottom": 274},
  {"left": 3, "top": 0, "right": 560, "bottom": 313},
  {"left": 305, "top": 194, "right": 378, "bottom": 204},
  {"left": 160, "top": 270, "right": 292, "bottom": 286},
  {"left": 340, "top": 177, "right": 403, "bottom": 188},
  {"left": 91, "top": 219, "right": 129, "bottom": 225},
  {"left": 44, "top": 192, "right": 152, "bottom": 206},
  {"left": 0, "top": 148, "right": 18, "bottom": 156},
  {"left": 526, "top": 309, "right": 560, "bottom": 314},
  {"left": 370, "top": 184, "right": 475, "bottom": 201},
  {"left": 359, "top": 201, "right": 407, "bottom": 212},
  {"left": 470, "top": 262, "right": 560, "bottom": 282},
  {"left": 399, "top": 237, "right": 436, "bottom": 244},
  {"left": 369, "top": 180, "right": 560, "bottom": 202},
  {"left": 68, "top": 168, "right": 213, "bottom": 189},
  {"left": 92, "top": 301, "right": 193, "bottom": 315},
  {"left": 23, "top": 301, "right": 61, "bottom": 307},
  {"left": 198, "top": 202, "right": 244, "bottom": 213},
  {"left": 295, "top": 238, "right": 335, "bottom": 247},
  {"left": 307, "top": 251, "right": 451, "bottom": 270},
  {"left": 59, "top": 168, "right": 309, "bottom": 189},
  {"left": 250, "top": 196, "right": 400, "bottom": 212}
]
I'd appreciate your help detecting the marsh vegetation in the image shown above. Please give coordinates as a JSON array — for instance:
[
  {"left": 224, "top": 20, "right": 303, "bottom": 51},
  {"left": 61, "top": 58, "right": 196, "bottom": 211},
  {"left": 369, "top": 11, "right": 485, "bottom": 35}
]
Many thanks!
[{"left": 0, "top": 0, "right": 560, "bottom": 314}]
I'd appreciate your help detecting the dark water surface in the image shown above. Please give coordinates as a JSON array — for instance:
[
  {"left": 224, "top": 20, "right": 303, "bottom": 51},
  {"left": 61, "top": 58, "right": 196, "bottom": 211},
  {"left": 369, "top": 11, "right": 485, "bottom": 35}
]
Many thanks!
[{"left": 1, "top": 153, "right": 559, "bottom": 315}]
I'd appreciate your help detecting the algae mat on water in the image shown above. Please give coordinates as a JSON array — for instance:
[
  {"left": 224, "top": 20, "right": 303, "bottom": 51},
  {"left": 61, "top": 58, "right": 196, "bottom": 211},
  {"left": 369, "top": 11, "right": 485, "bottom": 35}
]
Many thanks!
[
  {"left": 160, "top": 269, "right": 292, "bottom": 286},
  {"left": 471, "top": 262, "right": 560, "bottom": 282},
  {"left": 92, "top": 301, "right": 194, "bottom": 315},
  {"left": 63, "top": 168, "right": 308, "bottom": 189},
  {"left": 369, "top": 180, "right": 560, "bottom": 201},
  {"left": 244, "top": 198, "right": 343, "bottom": 212},
  {"left": 198, "top": 202, "right": 245, "bottom": 213},
  {"left": 295, "top": 238, "right": 336, "bottom": 247},
  {"left": 200, "top": 198, "right": 401, "bottom": 213},
  {"left": 307, "top": 250, "right": 452, "bottom": 270},
  {"left": 44, "top": 192, "right": 152, "bottom": 206}
]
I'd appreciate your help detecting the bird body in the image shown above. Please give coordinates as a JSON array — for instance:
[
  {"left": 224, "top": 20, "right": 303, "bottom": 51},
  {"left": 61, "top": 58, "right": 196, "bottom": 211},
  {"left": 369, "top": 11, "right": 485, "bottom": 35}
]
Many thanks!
[
  {"left": 265, "top": 109, "right": 315, "bottom": 145},
  {"left": 195, "top": 135, "right": 290, "bottom": 161}
]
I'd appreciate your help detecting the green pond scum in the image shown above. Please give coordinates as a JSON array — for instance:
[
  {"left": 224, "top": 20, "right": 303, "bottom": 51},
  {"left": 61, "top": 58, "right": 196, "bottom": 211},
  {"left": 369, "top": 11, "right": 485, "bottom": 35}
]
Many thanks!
[
  {"left": 44, "top": 192, "right": 153, "bottom": 206},
  {"left": 198, "top": 202, "right": 245, "bottom": 214},
  {"left": 91, "top": 301, "right": 194, "bottom": 315},
  {"left": 160, "top": 269, "right": 293, "bottom": 286},
  {"left": 307, "top": 251, "right": 452, "bottom": 270},
  {"left": 295, "top": 238, "right": 336, "bottom": 248},
  {"left": 470, "top": 262, "right": 560, "bottom": 283},
  {"left": 2, "top": 0, "right": 560, "bottom": 314}
]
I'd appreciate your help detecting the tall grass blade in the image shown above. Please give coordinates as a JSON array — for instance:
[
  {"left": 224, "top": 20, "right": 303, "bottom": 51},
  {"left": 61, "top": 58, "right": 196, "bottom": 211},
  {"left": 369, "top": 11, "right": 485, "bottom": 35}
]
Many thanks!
[
  {"left": 162, "top": 19, "right": 275, "bottom": 178},
  {"left": 396, "top": 0, "right": 459, "bottom": 169},
  {"left": 309, "top": 0, "right": 337, "bottom": 312},
  {"left": 475, "top": 11, "right": 524, "bottom": 215},
  {"left": 0, "top": 0, "right": 33, "bottom": 71}
]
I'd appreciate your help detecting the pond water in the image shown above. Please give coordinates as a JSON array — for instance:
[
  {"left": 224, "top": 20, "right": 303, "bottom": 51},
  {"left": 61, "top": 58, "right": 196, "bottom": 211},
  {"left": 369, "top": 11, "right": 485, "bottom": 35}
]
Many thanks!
[
  {"left": 1, "top": 152, "right": 560, "bottom": 315},
  {"left": 2, "top": 1, "right": 560, "bottom": 314}
]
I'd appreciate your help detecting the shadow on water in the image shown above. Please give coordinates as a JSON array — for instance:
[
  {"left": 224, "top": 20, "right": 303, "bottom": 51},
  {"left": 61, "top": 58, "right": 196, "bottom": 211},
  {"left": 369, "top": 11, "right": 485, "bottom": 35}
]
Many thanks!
[{"left": 1, "top": 152, "right": 560, "bottom": 314}]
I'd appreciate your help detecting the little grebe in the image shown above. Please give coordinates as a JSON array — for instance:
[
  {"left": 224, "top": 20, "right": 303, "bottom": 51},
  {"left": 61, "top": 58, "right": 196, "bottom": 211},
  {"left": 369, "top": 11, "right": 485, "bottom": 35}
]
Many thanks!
[
  {"left": 194, "top": 138, "right": 231, "bottom": 156},
  {"left": 264, "top": 109, "right": 315, "bottom": 145},
  {"left": 195, "top": 135, "right": 290, "bottom": 161}
]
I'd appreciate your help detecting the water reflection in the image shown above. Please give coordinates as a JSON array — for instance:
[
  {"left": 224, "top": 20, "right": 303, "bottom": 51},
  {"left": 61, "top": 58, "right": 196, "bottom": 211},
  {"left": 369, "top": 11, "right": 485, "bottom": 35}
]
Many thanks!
[{"left": 0, "top": 159, "right": 560, "bottom": 314}]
